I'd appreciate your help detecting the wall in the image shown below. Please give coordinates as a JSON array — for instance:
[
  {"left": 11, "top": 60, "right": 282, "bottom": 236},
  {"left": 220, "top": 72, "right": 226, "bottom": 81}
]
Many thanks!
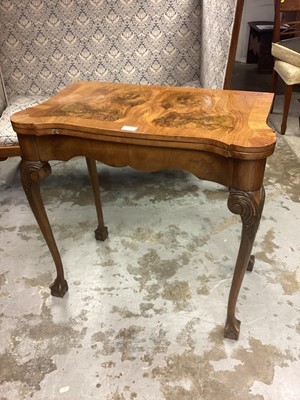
[{"left": 236, "top": 0, "right": 274, "bottom": 62}]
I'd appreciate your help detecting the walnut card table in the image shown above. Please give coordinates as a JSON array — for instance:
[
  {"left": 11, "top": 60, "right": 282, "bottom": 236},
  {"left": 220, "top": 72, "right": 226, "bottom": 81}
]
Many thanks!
[{"left": 11, "top": 81, "right": 276, "bottom": 340}]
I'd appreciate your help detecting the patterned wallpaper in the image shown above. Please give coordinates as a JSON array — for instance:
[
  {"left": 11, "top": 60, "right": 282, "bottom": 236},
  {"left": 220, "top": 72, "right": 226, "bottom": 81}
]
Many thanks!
[
  {"left": 0, "top": 0, "right": 202, "bottom": 98},
  {"left": 200, "top": 0, "right": 238, "bottom": 89}
]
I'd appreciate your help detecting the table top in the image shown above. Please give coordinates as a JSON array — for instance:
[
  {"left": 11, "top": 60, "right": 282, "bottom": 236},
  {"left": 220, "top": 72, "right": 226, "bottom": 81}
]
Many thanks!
[
  {"left": 248, "top": 21, "right": 274, "bottom": 32},
  {"left": 11, "top": 81, "right": 276, "bottom": 159}
]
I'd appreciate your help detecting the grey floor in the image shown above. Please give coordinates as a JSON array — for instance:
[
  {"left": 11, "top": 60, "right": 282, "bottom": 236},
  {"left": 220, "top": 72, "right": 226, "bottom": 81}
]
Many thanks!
[
  {"left": 0, "top": 65, "right": 300, "bottom": 399},
  {"left": 231, "top": 62, "right": 276, "bottom": 93}
]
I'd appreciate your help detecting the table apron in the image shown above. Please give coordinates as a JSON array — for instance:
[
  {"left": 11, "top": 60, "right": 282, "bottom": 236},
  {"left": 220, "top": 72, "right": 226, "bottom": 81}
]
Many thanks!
[{"left": 19, "top": 135, "right": 267, "bottom": 192}]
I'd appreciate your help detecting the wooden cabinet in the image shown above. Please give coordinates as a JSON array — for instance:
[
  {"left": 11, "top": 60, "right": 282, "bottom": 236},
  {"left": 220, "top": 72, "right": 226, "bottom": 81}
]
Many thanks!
[{"left": 247, "top": 21, "right": 274, "bottom": 73}]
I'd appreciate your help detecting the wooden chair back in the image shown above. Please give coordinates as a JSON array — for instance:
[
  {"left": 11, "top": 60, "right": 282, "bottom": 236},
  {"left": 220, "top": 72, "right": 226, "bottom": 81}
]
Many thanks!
[{"left": 274, "top": 0, "right": 300, "bottom": 42}]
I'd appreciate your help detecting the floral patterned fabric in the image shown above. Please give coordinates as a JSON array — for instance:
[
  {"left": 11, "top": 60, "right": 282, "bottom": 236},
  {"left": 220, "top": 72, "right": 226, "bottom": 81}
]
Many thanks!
[
  {"left": 0, "top": 96, "right": 48, "bottom": 146},
  {"left": 0, "top": 0, "right": 202, "bottom": 99},
  {"left": 0, "top": 66, "right": 7, "bottom": 115},
  {"left": 200, "top": 0, "right": 238, "bottom": 89}
]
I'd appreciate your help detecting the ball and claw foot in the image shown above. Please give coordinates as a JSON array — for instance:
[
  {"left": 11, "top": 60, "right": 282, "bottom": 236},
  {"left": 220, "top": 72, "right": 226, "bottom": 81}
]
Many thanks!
[
  {"left": 94, "top": 225, "right": 108, "bottom": 241},
  {"left": 49, "top": 278, "right": 69, "bottom": 297},
  {"left": 224, "top": 317, "right": 241, "bottom": 340},
  {"left": 247, "top": 255, "right": 255, "bottom": 272}
]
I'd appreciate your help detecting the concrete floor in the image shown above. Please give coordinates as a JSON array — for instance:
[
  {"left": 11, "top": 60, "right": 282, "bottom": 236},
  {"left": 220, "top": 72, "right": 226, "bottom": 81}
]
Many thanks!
[{"left": 0, "top": 66, "right": 300, "bottom": 399}]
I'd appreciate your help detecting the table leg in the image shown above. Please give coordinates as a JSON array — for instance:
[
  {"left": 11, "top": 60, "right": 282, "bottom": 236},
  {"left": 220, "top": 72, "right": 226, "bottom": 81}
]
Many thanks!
[
  {"left": 20, "top": 160, "right": 68, "bottom": 297},
  {"left": 85, "top": 158, "right": 108, "bottom": 241},
  {"left": 224, "top": 187, "right": 265, "bottom": 340}
]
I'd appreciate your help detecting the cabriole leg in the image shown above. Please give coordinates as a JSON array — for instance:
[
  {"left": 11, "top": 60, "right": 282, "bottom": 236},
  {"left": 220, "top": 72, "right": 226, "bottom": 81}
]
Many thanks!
[
  {"left": 224, "top": 187, "right": 265, "bottom": 340},
  {"left": 85, "top": 158, "right": 108, "bottom": 241},
  {"left": 20, "top": 160, "right": 68, "bottom": 297}
]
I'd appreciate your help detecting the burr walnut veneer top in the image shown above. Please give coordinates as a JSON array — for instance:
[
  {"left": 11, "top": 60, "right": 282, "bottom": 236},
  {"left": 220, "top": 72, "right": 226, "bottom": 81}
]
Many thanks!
[{"left": 11, "top": 81, "right": 276, "bottom": 160}]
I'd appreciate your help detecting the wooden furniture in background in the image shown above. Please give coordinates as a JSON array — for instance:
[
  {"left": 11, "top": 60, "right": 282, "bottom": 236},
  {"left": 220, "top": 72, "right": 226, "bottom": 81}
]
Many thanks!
[
  {"left": 223, "top": 0, "right": 245, "bottom": 89},
  {"left": 271, "top": 0, "right": 300, "bottom": 134},
  {"left": 11, "top": 81, "right": 276, "bottom": 340},
  {"left": 247, "top": 21, "right": 275, "bottom": 73}
]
